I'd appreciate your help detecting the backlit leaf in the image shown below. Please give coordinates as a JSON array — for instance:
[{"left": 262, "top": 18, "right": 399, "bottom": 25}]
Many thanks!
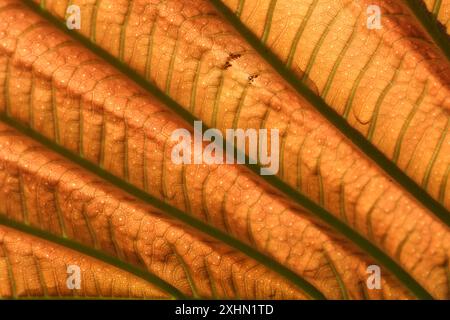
[{"left": 0, "top": 0, "right": 449, "bottom": 299}]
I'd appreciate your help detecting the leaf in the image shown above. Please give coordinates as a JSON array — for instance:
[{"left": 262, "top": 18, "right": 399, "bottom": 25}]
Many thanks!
[
  {"left": 0, "top": 3, "right": 409, "bottom": 299},
  {"left": 0, "top": 0, "right": 448, "bottom": 300}
]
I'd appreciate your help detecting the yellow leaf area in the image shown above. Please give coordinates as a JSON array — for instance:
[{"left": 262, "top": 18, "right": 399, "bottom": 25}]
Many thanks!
[{"left": 0, "top": 0, "right": 448, "bottom": 299}]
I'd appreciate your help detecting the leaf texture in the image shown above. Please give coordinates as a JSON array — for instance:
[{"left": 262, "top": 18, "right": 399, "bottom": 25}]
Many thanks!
[
  {"left": 218, "top": 0, "right": 450, "bottom": 210},
  {"left": 0, "top": 0, "right": 448, "bottom": 300},
  {"left": 0, "top": 224, "right": 170, "bottom": 298},
  {"left": 0, "top": 1, "right": 416, "bottom": 299}
]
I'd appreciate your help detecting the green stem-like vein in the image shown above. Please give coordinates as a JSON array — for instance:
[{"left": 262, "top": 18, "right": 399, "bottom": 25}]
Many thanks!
[{"left": 404, "top": 0, "right": 450, "bottom": 60}]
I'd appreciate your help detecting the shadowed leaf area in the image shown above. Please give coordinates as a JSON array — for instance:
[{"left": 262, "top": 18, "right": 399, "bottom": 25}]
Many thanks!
[{"left": 0, "top": 0, "right": 449, "bottom": 299}]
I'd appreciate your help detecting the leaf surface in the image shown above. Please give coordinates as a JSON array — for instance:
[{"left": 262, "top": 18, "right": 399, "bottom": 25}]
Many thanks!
[
  {"left": 0, "top": 0, "right": 448, "bottom": 299},
  {"left": 0, "top": 224, "right": 171, "bottom": 298}
]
